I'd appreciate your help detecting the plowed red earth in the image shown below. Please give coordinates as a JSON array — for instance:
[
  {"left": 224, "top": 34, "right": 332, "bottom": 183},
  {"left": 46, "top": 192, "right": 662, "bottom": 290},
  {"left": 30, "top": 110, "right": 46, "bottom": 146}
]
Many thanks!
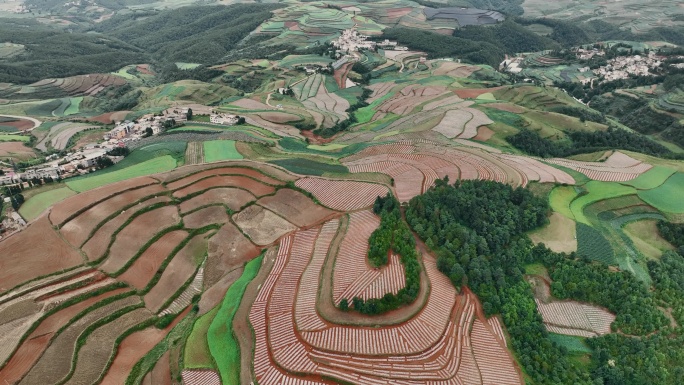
[
  {"left": 117, "top": 230, "right": 188, "bottom": 290},
  {"left": 0, "top": 216, "right": 83, "bottom": 292}
]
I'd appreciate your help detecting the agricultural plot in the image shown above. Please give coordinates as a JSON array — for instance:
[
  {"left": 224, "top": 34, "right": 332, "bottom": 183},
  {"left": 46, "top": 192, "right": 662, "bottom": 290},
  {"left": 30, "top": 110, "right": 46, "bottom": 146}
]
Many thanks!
[
  {"left": 185, "top": 142, "right": 204, "bottom": 165},
  {"left": 545, "top": 152, "right": 654, "bottom": 182},
  {"left": 247, "top": 222, "right": 522, "bottom": 384},
  {"left": 1, "top": 160, "right": 370, "bottom": 384},
  {"left": 342, "top": 142, "right": 573, "bottom": 201},
  {"left": 203, "top": 140, "right": 243, "bottom": 162},
  {"left": 35, "top": 122, "right": 97, "bottom": 151},
  {"left": 18, "top": 186, "right": 76, "bottom": 222},
  {"left": 638, "top": 173, "right": 684, "bottom": 214},
  {"left": 66, "top": 156, "right": 177, "bottom": 192},
  {"left": 535, "top": 299, "right": 616, "bottom": 338}
]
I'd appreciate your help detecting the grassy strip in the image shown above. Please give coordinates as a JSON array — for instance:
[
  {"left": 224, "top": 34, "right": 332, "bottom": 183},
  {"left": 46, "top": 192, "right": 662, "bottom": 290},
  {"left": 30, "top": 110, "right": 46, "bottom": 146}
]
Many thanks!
[
  {"left": 125, "top": 311, "right": 197, "bottom": 385},
  {"left": 183, "top": 306, "right": 219, "bottom": 369},
  {"left": 67, "top": 156, "right": 177, "bottom": 192},
  {"left": 208, "top": 254, "right": 264, "bottom": 385}
]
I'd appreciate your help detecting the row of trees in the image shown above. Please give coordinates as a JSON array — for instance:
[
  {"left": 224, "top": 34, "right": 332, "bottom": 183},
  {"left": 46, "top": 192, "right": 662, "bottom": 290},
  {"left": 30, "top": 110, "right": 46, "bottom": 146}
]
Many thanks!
[{"left": 506, "top": 127, "right": 672, "bottom": 158}]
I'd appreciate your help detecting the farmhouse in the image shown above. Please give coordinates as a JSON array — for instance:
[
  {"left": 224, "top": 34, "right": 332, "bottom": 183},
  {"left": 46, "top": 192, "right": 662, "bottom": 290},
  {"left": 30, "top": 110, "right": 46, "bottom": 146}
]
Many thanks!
[{"left": 210, "top": 113, "right": 238, "bottom": 125}]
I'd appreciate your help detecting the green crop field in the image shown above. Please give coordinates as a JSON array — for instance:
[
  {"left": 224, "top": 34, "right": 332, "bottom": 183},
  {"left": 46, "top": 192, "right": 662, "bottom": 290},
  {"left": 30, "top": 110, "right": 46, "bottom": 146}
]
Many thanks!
[
  {"left": 176, "top": 62, "right": 202, "bottom": 70},
  {"left": 203, "top": 140, "right": 243, "bottom": 162},
  {"left": 66, "top": 155, "right": 177, "bottom": 192},
  {"left": 184, "top": 306, "right": 219, "bottom": 369},
  {"left": 64, "top": 97, "right": 83, "bottom": 116},
  {"left": 18, "top": 186, "right": 77, "bottom": 221},
  {"left": 548, "top": 333, "right": 592, "bottom": 354},
  {"left": 270, "top": 158, "right": 348, "bottom": 175},
  {"left": 570, "top": 182, "right": 636, "bottom": 225},
  {"left": 0, "top": 134, "right": 30, "bottom": 142},
  {"left": 576, "top": 222, "right": 616, "bottom": 264},
  {"left": 622, "top": 166, "right": 676, "bottom": 190},
  {"left": 208, "top": 255, "right": 263, "bottom": 385},
  {"left": 638, "top": 173, "right": 684, "bottom": 213}
]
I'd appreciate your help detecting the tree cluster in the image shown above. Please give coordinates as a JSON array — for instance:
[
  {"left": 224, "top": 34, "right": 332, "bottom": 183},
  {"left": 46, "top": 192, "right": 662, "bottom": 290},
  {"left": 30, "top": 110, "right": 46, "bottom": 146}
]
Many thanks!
[
  {"left": 342, "top": 193, "right": 421, "bottom": 315},
  {"left": 506, "top": 127, "right": 671, "bottom": 158}
]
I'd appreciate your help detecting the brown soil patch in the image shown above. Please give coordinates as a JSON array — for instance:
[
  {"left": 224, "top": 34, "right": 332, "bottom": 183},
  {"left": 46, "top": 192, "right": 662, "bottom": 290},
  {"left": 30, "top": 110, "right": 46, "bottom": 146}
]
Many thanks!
[
  {"left": 50, "top": 176, "right": 158, "bottom": 226},
  {"left": 300, "top": 129, "right": 335, "bottom": 144},
  {"left": 0, "top": 118, "right": 33, "bottom": 131},
  {"left": 118, "top": 230, "right": 189, "bottom": 290},
  {"left": 0, "top": 215, "right": 84, "bottom": 293},
  {"left": 473, "top": 125, "right": 495, "bottom": 141},
  {"left": 198, "top": 267, "right": 243, "bottom": 315},
  {"left": 183, "top": 206, "right": 229, "bottom": 229},
  {"left": 204, "top": 222, "right": 260, "bottom": 289},
  {"left": 157, "top": 161, "right": 296, "bottom": 184},
  {"left": 455, "top": 87, "right": 502, "bottom": 99},
  {"left": 179, "top": 187, "right": 255, "bottom": 214},
  {"left": 88, "top": 111, "right": 131, "bottom": 124},
  {"left": 257, "top": 188, "right": 336, "bottom": 227},
  {"left": 256, "top": 111, "right": 301, "bottom": 124},
  {"left": 67, "top": 307, "right": 153, "bottom": 385},
  {"left": 82, "top": 196, "right": 172, "bottom": 262},
  {"left": 100, "top": 309, "right": 186, "bottom": 385},
  {"left": 484, "top": 102, "right": 526, "bottom": 114},
  {"left": 144, "top": 234, "right": 207, "bottom": 313},
  {"left": 60, "top": 184, "right": 168, "bottom": 247},
  {"left": 18, "top": 296, "right": 142, "bottom": 385},
  {"left": 137, "top": 64, "right": 154, "bottom": 75},
  {"left": 167, "top": 166, "right": 283, "bottom": 190},
  {"left": 528, "top": 212, "right": 577, "bottom": 253},
  {"left": 172, "top": 175, "right": 275, "bottom": 199},
  {"left": 142, "top": 350, "right": 172, "bottom": 385},
  {"left": 334, "top": 62, "right": 353, "bottom": 89},
  {"left": 99, "top": 206, "right": 181, "bottom": 275},
  {"left": 232, "top": 98, "right": 270, "bottom": 110},
  {"left": 0, "top": 141, "right": 36, "bottom": 160},
  {"left": 232, "top": 205, "right": 297, "bottom": 246},
  {"left": 0, "top": 287, "right": 129, "bottom": 384}
]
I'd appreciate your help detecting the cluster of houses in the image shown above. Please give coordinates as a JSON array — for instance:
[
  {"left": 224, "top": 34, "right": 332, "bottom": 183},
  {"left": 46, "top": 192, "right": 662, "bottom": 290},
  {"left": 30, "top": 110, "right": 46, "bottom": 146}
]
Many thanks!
[
  {"left": 332, "top": 28, "right": 408, "bottom": 56},
  {"left": 0, "top": 146, "right": 120, "bottom": 186},
  {"left": 104, "top": 108, "right": 191, "bottom": 141},
  {"left": 592, "top": 51, "right": 662, "bottom": 82}
]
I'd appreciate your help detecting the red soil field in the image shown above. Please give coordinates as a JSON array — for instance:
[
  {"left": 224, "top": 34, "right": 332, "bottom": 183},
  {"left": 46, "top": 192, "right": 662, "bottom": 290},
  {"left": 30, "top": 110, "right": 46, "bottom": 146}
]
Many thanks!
[
  {"left": 99, "top": 206, "right": 181, "bottom": 275},
  {"left": 117, "top": 230, "right": 188, "bottom": 289},
  {"left": 0, "top": 142, "right": 36, "bottom": 160},
  {"left": 0, "top": 216, "right": 84, "bottom": 293},
  {"left": 136, "top": 64, "right": 154, "bottom": 75},
  {"left": 82, "top": 196, "right": 172, "bottom": 262},
  {"left": 294, "top": 178, "right": 389, "bottom": 211},
  {"left": 142, "top": 351, "right": 171, "bottom": 385},
  {"left": 473, "top": 125, "right": 495, "bottom": 141},
  {"left": 60, "top": 183, "right": 168, "bottom": 247},
  {"left": 49, "top": 176, "right": 158, "bottom": 226},
  {"left": 334, "top": 62, "right": 353, "bottom": 89},
  {"left": 257, "top": 188, "right": 336, "bottom": 227},
  {"left": 166, "top": 166, "right": 284, "bottom": 190},
  {"left": 0, "top": 287, "right": 128, "bottom": 384},
  {"left": 172, "top": 175, "right": 276, "bottom": 199},
  {"left": 205, "top": 222, "right": 260, "bottom": 288},
  {"left": 100, "top": 308, "right": 188, "bottom": 384},
  {"left": 179, "top": 187, "right": 255, "bottom": 214},
  {"left": 454, "top": 87, "right": 504, "bottom": 99},
  {"left": 144, "top": 234, "right": 206, "bottom": 313},
  {"left": 183, "top": 206, "right": 229, "bottom": 229},
  {"left": 158, "top": 161, "right": 297, "bottom": 184},
  {"left": 0, "top": 118, "right": 33, "bottom": 131},
  {"left": 87, "top": 111, "right": 131, "bottom": 124}
]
